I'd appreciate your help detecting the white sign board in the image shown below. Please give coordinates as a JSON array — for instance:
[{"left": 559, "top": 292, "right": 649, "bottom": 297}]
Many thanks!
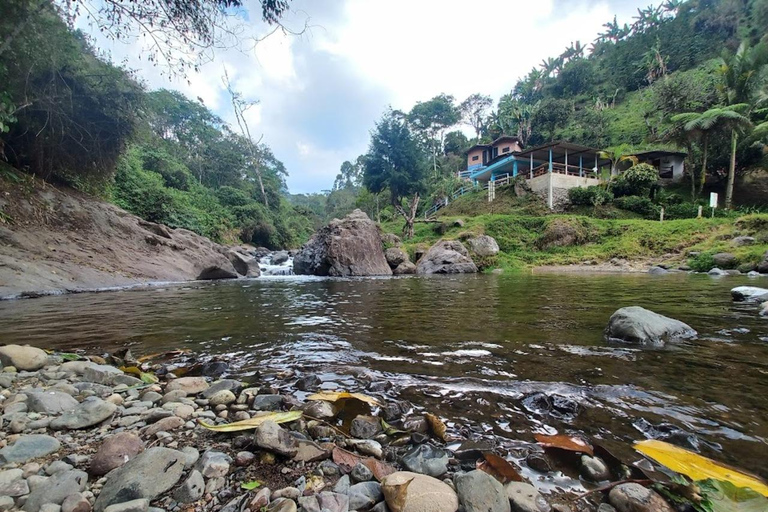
[{"left": 709, "top": 192, "right": 718, "bottom": 208}]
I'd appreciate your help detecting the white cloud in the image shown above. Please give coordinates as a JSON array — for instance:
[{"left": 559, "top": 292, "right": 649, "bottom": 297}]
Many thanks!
[{"left": 77, "top": 0, "right": 647, "bottom": 194}]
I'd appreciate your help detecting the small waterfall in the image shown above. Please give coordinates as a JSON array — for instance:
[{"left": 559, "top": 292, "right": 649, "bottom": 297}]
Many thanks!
[{"left": 259, "top": 252, "right": 294, "bottom": 276}]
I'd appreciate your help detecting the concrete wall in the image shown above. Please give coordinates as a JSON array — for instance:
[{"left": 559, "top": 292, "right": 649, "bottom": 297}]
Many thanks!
[{"left": 528, "top": 173, "right": 602, "bottom": 209}]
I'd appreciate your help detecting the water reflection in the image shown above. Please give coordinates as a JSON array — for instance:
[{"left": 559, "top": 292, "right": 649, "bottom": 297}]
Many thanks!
[{"left": 0, "top": 272, "right": 766, "bottom": 477}]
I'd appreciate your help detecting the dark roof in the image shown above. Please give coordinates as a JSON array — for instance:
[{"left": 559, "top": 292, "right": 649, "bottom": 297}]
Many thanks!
[
  {"left": 491, "top": 135, "right": 522, "bottom": 145},
  {"left": 631, "top": 150, "right": 687, "bottom": 158},
  {"left": 464, "top": 143, "right": 491, "bottom": 154}
]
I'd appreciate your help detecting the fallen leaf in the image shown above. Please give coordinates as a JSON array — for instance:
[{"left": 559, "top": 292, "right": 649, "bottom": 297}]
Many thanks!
[
  {"left": 698, "top": 478, "right": 768, "bottom": 511},
  {"left": 136, "top": 349, "right": 190, "bottom": 363},
  {"left": 381, "top": 418, "right": 407, "bottom": 436},
  {"left": 382, "top": 477, "right": 413, "bottom": 512},
  {"left": 332, "top": 447, "right": 395, "bottom": 481},
  {"left": 425, "top": 413, "right": 447, "bottom": 441},
  {"left": 57, "top": 352, "right": 83, "bottom": 361},
  {"left": 333, "top": 446, "right": 362, "bottom": 469},
  {"left": 241, "top": 480, "right": 261, "bottom": 490},
  {"left": 307, "top": 391, "right": 382, "bottom": 406},
  {"left": 535, "top": 434, "right": 593, "bottom": 455},
  {"left": 198, "top": 410, "right": 302, "bottom": 432},
  {"left": 634, "top": 440, "right": 768, "bottom": 497},
  {"left": 478, "top": 452, "right": 525, "bottom": 483},
  {"left": 120, "top": 366, "right": 159, "bottom": 384}
]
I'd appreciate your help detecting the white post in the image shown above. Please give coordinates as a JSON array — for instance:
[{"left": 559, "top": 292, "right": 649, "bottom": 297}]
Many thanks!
[
  {"left": 660, "top": 207, "right": 664, "bottom": 222},
  {"left": 697, "top": 205, "right": 703, "bottom": 218},
  {"left": 530, "top": 153, "right": 533, "bottom": 179},
  {"left": 547, "top": 173, "right": 553, "bottom": 210}
]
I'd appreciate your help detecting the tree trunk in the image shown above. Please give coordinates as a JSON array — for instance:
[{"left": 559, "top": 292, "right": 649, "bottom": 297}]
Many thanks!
[
  {"left": 697, "top": 135, "right": 708, "bottom": 199},
  {"left": 0, "top": 0, "right": 53, "bottom": 59},
  {"left": 395, "top": 194, "right": 420, "bottom": 240},
  {"left": 725, "top": 129, "right": 737, "bottom": 209}
]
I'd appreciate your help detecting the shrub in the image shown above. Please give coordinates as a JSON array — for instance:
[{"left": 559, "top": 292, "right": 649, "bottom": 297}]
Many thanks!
[
  {"left": 610, "top": 163, "right": 658, "bottom": 197},
  {"left": 688, "top": 252, "right": 716, "bottom": 272},
  {"left": 613, "top": 195, "right": 661, "bottom": 219},
  {"left": 568, "top": 186, "right": 613, "bottom": 206}
]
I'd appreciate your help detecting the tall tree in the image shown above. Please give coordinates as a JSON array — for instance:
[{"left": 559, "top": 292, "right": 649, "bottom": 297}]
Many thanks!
[
  {"left": 459, "top": 94, "right": 492, "bottom": 138},
  {"left": 409, "top": 94, "right": 460, "bottom": 175},
  {"left": 718, "top": 41, "right": 768, "bottom": 208},
  {"left": 363, "top": 110, "right": 425, "bottom": 239}
]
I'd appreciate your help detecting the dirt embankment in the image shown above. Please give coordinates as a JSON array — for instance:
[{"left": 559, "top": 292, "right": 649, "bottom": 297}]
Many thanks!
[{"left": 0, "top": 176, "right": 239, "bottom": 299}]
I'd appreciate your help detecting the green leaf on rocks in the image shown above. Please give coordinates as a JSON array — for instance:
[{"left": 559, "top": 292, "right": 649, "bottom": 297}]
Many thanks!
[
  {"left": 381, "top": 418, "right": 407, "bottom": 436},
  {"left": 698, "top": 479, "right": 768, "bottom": 512},
  {"left": 241, "top": 480, "right": 262, "bottom": 490},
  {"left": 58, "top": 352, "right": 83, "bottom": 361},
  {"left": 198, "top": 410, "right": 303, "bottom": 432}
]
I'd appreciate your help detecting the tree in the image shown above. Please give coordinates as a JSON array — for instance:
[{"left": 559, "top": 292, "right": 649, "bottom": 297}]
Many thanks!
[
  {"left": 443, "top": 131, "right": 469, "bottom": 155},
  {"left": 718, "top": 41, "right": 768, "bottom": 207},
  {"left": 459, "top": 94, "right": 492, "bottom": 138},
  {"left": 408, "top": 94, "right": 460, "bottom": 176},
  {"left": 598, "top": 145, "right": 639, "bottom": 176},
  {"left": 363, "top": 110, "right": 425, "bottom": 239},
  {"left": 1, "top": 1, "right": 294, "bottom": 75},
  {"left": 333, "top": 156, "right": 365, "bottom": 191},
  {"left": 671, "top": 105, "right": 752, "bottom": 198}
]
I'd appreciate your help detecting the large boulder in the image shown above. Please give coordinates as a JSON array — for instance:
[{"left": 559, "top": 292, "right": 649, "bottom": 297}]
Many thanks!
[
  {"left": 385, "top": 248, "right": 408, "bottom": 269},
  {"left": 381, "top": 471, "right": 459, "bottom": 512},
  {"left": 712, "top": 252, "right": 738, "bottom": 269},
  {"left": 293, "top": 210, "right": 392, "bottom": 276},
  {"left": 536, "top": 219, "right": 587, "bottom": 250},
  {"left": 0, "top": 345, "right": 48, "bottom": 371},
  {"left": 226, "top": 250, "right": 261, "bottom": 278},
  {"left": 416, "top": 241, "right": 477, "bottom": 274},
  {"left": 466, "top": 235, "right": 500, "bottom": 257},
  {"left": 197, "top": 266, "right": 238, "bottom": 280},
  {"left": 604, "top": 306, "right": 697, "bottom": 346}
]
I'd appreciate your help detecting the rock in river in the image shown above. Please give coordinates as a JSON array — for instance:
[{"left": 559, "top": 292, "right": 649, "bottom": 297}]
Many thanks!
[
  {"left": 23, "top": 469, "right": 88, "bottom": 512},
  {"left": 400, "top": 444, "right": 450, "bottom": 477},
  {"left": 0, "top": 344, "right": 48, "bottom": 371},
  {"left": 604, "top": 306, "right": 696, "bottom": 346},
  {"left": 293, "top": 209, "right": 392, "bottom": 277},
  {"left": 0, "top": 434, "right": 60, "bottom": 463},
  {"left": 416, "top": 240, "right": 478, "bottom": 274},
  {"left": 504, "top": 482, "right": 550, "bottom": 512},
  {"left": 609, "top": 483, "right": 674, "bottom": 512},
  {"left": 93, "top": 448, "right": 186, "bottom": 512},
  {"left": 50, "top": 397, "right": 117, "bottom": 430},
  {"left": 454, "top": 470, "right": 510, "bottom": 512},
  {"left": 381, "top": 471, "right": 458, "bottom": 512},
  {"left": 731, "top": 286, "right": 768, "bottom": 302},
  {"left": 90, "top": 432, "right": 145, "bottom": 476},
  {"left": 25, "top": 390, "right": 79, "bottom": 414}
]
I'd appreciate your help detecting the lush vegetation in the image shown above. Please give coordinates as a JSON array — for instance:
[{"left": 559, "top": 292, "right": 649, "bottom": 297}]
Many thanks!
[
  {"left": 0, "top": 1, "right": 316, "bottom": 248},
  {"left": 326, "top": 0, "right": 768, "bottom": 240}
]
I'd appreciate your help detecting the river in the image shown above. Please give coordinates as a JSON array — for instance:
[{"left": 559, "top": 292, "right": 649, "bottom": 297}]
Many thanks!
[{"left": 0, "top": 272, "right": 766, "bottom": 479}]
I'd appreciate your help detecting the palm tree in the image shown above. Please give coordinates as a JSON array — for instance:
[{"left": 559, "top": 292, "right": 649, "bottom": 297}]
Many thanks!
[
  {"left": 598, "top": 146, "right": 639, "bottom": 176},
  {"left": 671, "top": 105, "right": 752, "bottom": 199},
  {"left": 718, "top": 41, "right": 768, "bottom": 208}
]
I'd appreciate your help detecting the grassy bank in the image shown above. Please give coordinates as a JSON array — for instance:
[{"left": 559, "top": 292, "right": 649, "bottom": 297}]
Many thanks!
[{"left": 381, "top": 212, "right": 768, "bottom": 272}]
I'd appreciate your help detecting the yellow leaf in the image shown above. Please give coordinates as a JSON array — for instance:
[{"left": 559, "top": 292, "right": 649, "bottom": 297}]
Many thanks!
[
  {"left": 634, "top": 440, "right": 768, "bottom": 497},
  {"left": 425, "top": 413, "right": 447, "bottom": 441},
  {"left": 198, "top": 410, "right": 303, "bottom": 432},
  {"left": 307, "top": 391, "right": 382, "bottom": 407}
]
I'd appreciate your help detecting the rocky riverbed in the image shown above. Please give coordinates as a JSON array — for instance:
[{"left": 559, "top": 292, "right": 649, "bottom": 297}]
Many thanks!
[{"left": 0, "top": 341, "right": 739, "bottom": 512}]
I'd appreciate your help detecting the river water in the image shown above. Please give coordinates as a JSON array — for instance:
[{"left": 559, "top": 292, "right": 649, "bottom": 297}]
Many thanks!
[{"left": 1, "top": 272, "right": 767, "bottom": 479}]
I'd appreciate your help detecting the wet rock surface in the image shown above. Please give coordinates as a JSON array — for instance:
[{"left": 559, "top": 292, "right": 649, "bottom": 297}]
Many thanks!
[
  {"left": 416, "top": 240, "right": 478, "bottom": 274},
  {"left": 604, "top": 306, "right": 697, "bottom": 346},
  {"left": 0, "top": 345, "right": 719, "bottom": 512}
]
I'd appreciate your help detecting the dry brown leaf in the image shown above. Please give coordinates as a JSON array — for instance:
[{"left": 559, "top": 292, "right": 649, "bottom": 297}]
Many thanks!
[
  {"left": 478, "top": 452, "right": 525, "bottom": 483},
  {"left": 382, "top": 477, "right": 413, "bottom": 512},
  {"left": 332, "top": 446, "right": 362, "bottom": 469},
  {"left": 535, "top": 433, "right": 593, "bottom": 455},
  {"left": 424, "top": 413, "right": 447, "bottom": 441},
  {"left": 363, "top": 458, "right": 396, "bottom": 481}
]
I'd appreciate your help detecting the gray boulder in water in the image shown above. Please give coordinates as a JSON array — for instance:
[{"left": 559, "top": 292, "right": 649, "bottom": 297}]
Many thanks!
[
  {"left": 293, "top": 210, "right": 392, "bottom": 276},
  {"left": 416, "top": 240, "right": 478, "bottom": 274},
  {"left": 731, "top": 286, "right": 768, "bottom": 302},
  {"left": 604, "top": 306, "right": 696, "bottom": 346}
]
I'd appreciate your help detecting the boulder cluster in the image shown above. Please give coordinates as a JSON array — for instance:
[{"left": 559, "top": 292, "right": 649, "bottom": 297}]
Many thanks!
[{"left": 292, "top": 211, "right": 499, "bottom": 277}]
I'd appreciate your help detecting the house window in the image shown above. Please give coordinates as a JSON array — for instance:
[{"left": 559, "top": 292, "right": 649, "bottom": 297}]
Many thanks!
[
  {"left": 502, "top": 147, "right": 510, "bottom": 153},
  {"left": 472, "top": 155, "right": 479, "bottom": 161}
]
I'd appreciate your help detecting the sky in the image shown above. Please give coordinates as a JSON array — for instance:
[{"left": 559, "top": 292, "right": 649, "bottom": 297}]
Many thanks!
[{"left": 88, "top": 0, "right": 647, "bottom": 194}]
